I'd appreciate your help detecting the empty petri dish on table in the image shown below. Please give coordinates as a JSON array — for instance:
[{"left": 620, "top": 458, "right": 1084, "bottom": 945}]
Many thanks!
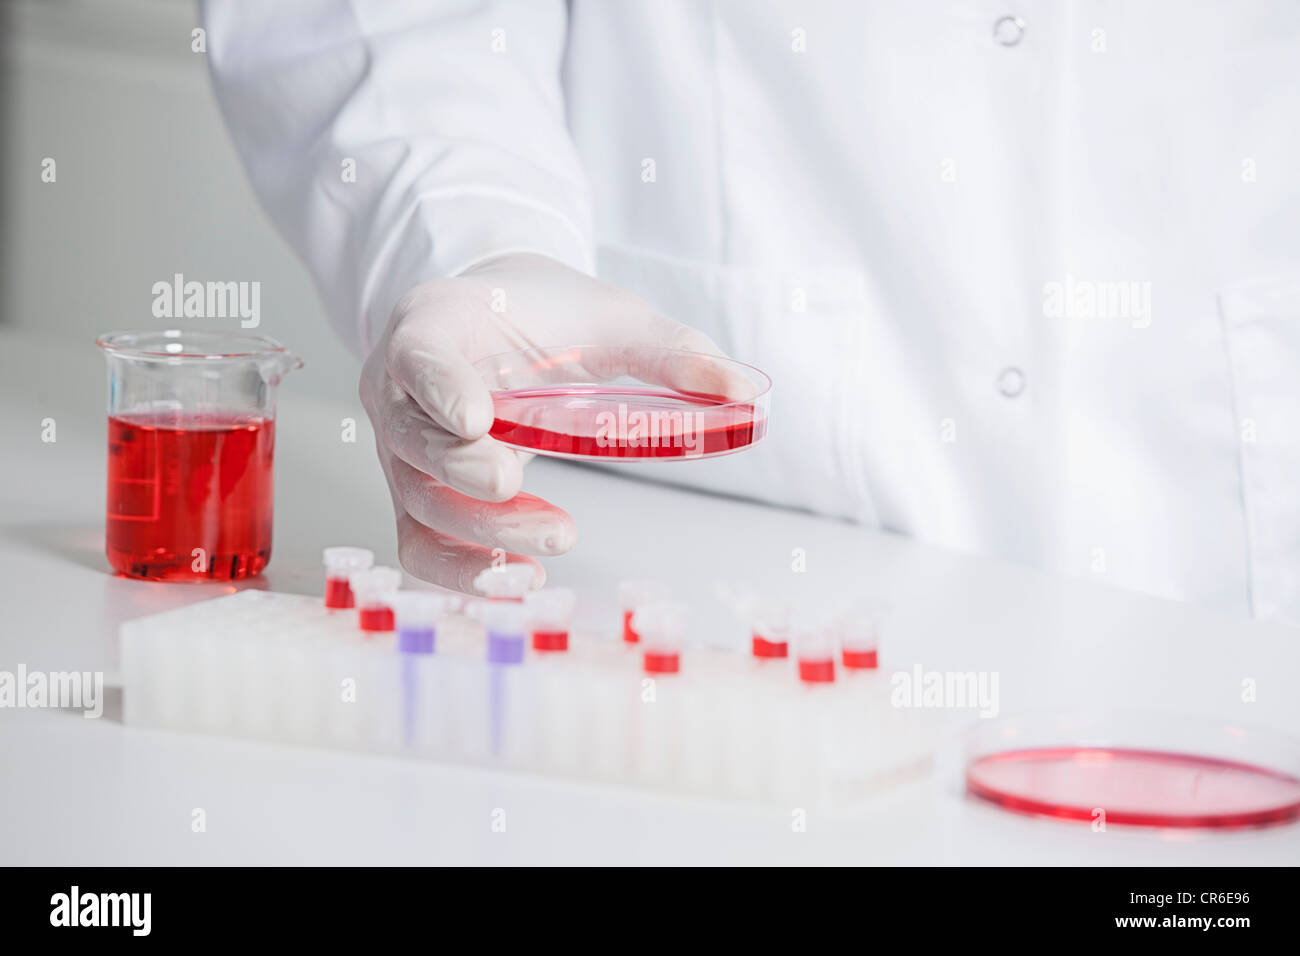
[
  {"left": 964, "top": 711, "right": 1300, "bottom": 829},
  {"left": 474, "top": 345, "right": 771, "bottom": 462}
]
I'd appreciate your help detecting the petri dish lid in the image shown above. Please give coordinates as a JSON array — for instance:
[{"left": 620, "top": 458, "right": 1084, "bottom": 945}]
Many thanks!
[
  {"left": 964, "top": 711, "right": 1300, "bottom": 829},
  {"left": 474, "top": 345, "right": 771, "bottom": 462}
]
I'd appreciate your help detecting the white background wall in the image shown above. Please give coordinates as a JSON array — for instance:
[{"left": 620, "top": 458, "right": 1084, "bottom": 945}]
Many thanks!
[{"left": 1, "top": 0, "right": 361, "bottom": 403}]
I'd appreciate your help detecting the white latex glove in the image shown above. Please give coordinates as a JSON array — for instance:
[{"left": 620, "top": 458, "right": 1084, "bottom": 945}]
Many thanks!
[{"left": 360, "top": 253, "right": 739, "bottom": 593}]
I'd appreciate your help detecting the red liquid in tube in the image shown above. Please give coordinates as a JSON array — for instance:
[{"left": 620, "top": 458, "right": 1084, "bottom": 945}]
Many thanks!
[
  {"left": 324, "top": 577, "right": 354, "bottom": 609},
  {"left": 532, "top": 629, "right": 569, "bottom": 652},
  {"left": 359, "top": 607, "right": 394, "bottom": 633},
  {"left": 842, "top": 648, "right": 878, "bottom": 670},
  {"left": 798, "top": 658, "right": 836, "bottom": 684},
  {"left": 643, "top": 651, "right": 680, "bottom": 674},
  {"left": 752, "top": 635, "right": 789, "bottom": 659}
]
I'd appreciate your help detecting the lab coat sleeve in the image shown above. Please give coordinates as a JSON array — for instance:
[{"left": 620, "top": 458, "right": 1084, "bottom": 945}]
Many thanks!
[{"left": 201, "top": 0, "right": 595, "bottom": 355}]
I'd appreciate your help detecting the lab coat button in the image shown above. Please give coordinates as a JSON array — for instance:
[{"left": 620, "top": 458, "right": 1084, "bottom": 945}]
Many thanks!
[
  {"left": 997, "top": 367, "right": 1025, "bottom": 397},
  {"left": 993, "top": 16, "right": 1025, "bottom": 47}
]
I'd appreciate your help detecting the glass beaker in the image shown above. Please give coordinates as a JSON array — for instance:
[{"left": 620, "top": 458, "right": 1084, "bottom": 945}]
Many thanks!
[{"left": 97, "top": 330, "right": 302, "bottom": 581}]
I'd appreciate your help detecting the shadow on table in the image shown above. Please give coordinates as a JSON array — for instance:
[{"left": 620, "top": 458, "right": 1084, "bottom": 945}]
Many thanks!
[
  {"left": 0, "top": 519, "right": 107, "bottom": 574},
  {"left": 49, "top": 687, "right": 123, "bottom": 724}
]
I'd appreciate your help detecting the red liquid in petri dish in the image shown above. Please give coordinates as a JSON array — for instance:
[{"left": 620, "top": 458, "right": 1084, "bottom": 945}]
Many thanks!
[
  {"left": 966, "top": 747, "right": 1300, "bottom": 829},
  {"left": 106, "top": 414, "right": 274, "bottom": 581},
  {"left": 489, "top": 386, "right": 766, "bottom": 460}
]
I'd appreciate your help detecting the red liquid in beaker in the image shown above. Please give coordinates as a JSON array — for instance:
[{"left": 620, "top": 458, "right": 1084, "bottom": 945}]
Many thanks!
[
  {"left": 105, "top": 414, "right": 274, "bottom": 581},
  {"left": 489, "top": 386, "right": 765, "bottom": 460}
]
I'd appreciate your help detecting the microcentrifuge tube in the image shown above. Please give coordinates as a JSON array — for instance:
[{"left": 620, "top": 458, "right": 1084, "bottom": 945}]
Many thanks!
[
  {"left": 473, "top": 563, "right": 536, "bottom": 601},
  {"left": 838, "top": 610, "right": 879, "bottom": 671},
  {"left": 322, "top": 546, "right": 374, "bottom": 609},
  {"left": 389, "top": 590, "right": 453, "bottom": 748},
  {"left": 389, "top": 591, "right": 453, "bottom": 654},
  {"left": 483, "top": 602, "right": 528, "bottom": 664},
  {"left": 632, "top": 601, "right": 688, "bottom": 675},
  {"left": 792, "top": 612, "right": 836, "bottom": 684},
  {"left": 525, "top": 588, "right": 576, "bottom": 652},
  {"left": 350, "top": 566, "right": 402, "bottom": 632},
  {"left": 631, "top": 600, "right": 689, "bottom": 788},
  {"left": 749, "top": 598, "right": 792, "bottom": 660},
  {"left": 619, "top": 580, "right": 668, "bottom": 643},
  {"left": 482, "top": 602, "right": 529, "bottom": 757}
]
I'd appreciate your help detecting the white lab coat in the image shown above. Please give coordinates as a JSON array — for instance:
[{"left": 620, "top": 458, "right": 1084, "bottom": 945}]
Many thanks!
[{"left": 203, "top": 1, "right": 1300, "bottom": 624}]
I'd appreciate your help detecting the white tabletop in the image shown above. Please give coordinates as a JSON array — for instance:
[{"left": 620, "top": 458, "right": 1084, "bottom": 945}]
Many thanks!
[{"left": 2, "top": 327, "right": 1297, "bottom": 864}]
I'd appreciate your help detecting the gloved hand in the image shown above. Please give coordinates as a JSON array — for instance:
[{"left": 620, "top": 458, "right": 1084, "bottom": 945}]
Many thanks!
[{"left": 359, "top": 253, "right": 736, "bottom": 593}]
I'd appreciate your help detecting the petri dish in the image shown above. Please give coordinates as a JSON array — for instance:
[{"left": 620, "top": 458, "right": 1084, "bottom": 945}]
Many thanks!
[
  {"left": 964, "top": 711, "right": 1300, "bottom": 829},
  {"left": 474, "top": 345, "right": 771, "bottom": 461}
]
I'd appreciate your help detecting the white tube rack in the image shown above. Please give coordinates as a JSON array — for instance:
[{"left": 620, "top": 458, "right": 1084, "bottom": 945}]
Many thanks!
[{"left": 121, "top": 590, "right": 941, "bottom": 809}]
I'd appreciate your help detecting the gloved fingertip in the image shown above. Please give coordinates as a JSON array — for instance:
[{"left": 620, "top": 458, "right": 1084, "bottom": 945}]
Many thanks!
[
  {"left": 444, "top": 391, "right": 493, "bottom": 439},
  {"left": 463, "top": 395, "right": 495, "bottom": 439},
  {"left": 546, "top": 514, "right": 578, "bottom": 554},
  {"left": 441, "top": 447, "right": 522, "bottom": 502},
  {"left": 484, "top": 460, "right": 522, "bottom": 502}
]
